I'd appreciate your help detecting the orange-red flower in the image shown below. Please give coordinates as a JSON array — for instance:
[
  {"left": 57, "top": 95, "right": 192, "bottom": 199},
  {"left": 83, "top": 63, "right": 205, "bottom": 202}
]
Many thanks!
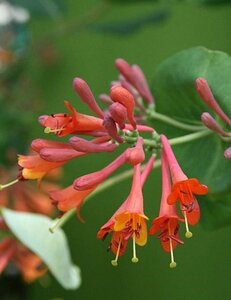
[
  {"left": 0, "top": 164, "right": 57, "bottom": 215},
  {"left": 0, "top": 237, "right": 47, "bottom": 283},
  {"left": 39, "top": 101, "right": 104, "bottom": 137},
  {"left": 150, "top": 150, "right": 183, "bottom": 268},
  {"left": 18, "top": 154, "right": 65, "bottom": 181},
  {"left": 161, "top": 135, "right": 208, "bottom": 237},
  {"left": 97, "top": 164, "right": 148, "bottom": 266},
  {"left": 49, "top": 185, "right": 95, "bottom": 221}
]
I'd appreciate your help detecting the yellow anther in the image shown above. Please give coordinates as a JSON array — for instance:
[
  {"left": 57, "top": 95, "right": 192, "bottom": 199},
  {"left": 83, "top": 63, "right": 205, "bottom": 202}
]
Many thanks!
[
  {"left": 185, "top": 231, "right": 193, "bottom": 239},
  {"left": 183, "top": 211, "right": 193, "bottom": 239},
  {"left": 111, "top": 260, "right": 118, "bottom": 267},
  {"left": 131, "top": 257, "right": 139, "bottom": 263},
  {"left": 169, "top": 262, "right": 177, "bottom": 269},
  {"left": 44, "top": 127, "right": 51, "bottom": 134}
]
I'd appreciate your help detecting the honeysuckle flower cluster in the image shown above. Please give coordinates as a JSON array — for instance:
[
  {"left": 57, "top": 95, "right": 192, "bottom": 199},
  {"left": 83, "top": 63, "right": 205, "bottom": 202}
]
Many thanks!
[{"left": 1, "top": 58, "right": 230, "bottom": 271}]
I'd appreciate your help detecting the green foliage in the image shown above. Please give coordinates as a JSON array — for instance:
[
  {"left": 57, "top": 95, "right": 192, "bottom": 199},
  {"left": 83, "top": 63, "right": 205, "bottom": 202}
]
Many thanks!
[
  {"left": 200, "top": 192, "right": 231, "bottom": 229},
  {"left": 152, "top": 47, "right": 231, "bottom": 197},
  {"left": 2, "top": 208, "right": 81, "bottom": 290},
  {"left": 106, "top": 0, "right": 158, "bottom": 3},
  {"left": 8, "top": 0, "right": 65, "bottom": 17},
  {"left": 90, "top": 9, "right": 169, "bottom": 35},
  {"left": 188, "top": 0, "right": 231, "bottom": 4}
]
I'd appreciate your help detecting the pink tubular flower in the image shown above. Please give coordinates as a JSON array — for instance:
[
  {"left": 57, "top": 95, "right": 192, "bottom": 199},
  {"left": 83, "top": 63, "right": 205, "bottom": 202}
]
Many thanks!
[
  {"left": 39, "top": 100, "right": 104, "bottom": 137},
  {"left": 195, "top": 78, "right": 231, "bottom": 126},
  {"left": 160, "top": 135, "right": 208, "bottom": 237},
  {"left": 150, "top": 150, "right": 183, "bottom": 268},
  {"left": 74, "top": 138, "right": 145, "bottom": 191}
]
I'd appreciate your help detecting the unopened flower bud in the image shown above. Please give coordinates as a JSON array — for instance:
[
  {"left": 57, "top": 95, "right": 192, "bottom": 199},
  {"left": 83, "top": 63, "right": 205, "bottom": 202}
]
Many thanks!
[
  {"left": 73, "top": 78, "right": 104, "bottom": 118},
  {"left": 109, "top": 102, "right": 127, "bottom": 129},
  {"left": 103, "top": 113, "right": 123, "bottom": 143},
  {"left": 224, "top": 147, "right": 231, "bottom": 159},
  {"left": 131, "top": 65, "right": 154, "bottom": 104},
  {"left": 69, "top": 136, "right": 117, "bottom": 153},
  {"left": 201, "top": 112, "right": 230, "bottom": 137},
  {"left": 40, "top": 148, "right": 83, "bottom": 162},
  {"left": 31, "top": 139, "right": 72, "bottom": 152},
  {"left": 195, "top": 78, "right": 231, "bottom": 126},
  {"left": 110, "top": 86, "right": 136, "bottom": 129},
  {"left": 127, "top": 138, "right": 145, "bottom": 165},
  {"left": 99, "top": 94, "right": 113, "bottom": 105}
]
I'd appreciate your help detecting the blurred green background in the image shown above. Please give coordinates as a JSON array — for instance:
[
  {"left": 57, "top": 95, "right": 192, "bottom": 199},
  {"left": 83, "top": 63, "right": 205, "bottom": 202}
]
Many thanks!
[{"left": 1, "top": 0, "right": 231, "bottom": 299}]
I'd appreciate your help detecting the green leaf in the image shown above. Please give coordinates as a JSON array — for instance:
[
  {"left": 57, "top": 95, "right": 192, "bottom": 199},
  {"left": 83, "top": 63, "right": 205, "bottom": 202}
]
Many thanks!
[
  {"left": 188, "top": 0, "right": 231, "bottom": 5},
  {"left": 8, "top": 0, "right": 65, "bottom": 17},
  {"left": 2, "top": 208, "right": 81, "bottom": 290},
  {"left": 106, "top": 0, "right": 158, "bottom": 3},
  {"left": 90, "top": 10, "right": 169, "bottom": 35},
  {"left": 200, "top": 193, "right": 231, "bottom": 229},
  {"left": 152, "top": 47, "right": 231, "bottom": 194}
]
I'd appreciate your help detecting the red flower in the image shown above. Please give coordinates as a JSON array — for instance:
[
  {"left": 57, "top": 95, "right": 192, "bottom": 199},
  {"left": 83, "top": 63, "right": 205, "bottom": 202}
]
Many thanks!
[
  {"left": 39, "top": 101, "right": 104, "bottom": 137},
  {"left": 161, "top": 135, "right": 208, "bottom": 237},
  {"left": 97, "top": 163, "right": 148, "bottom": 266},
  {"left": 150, "top": 150, "right": 183, "bottom": 268}
]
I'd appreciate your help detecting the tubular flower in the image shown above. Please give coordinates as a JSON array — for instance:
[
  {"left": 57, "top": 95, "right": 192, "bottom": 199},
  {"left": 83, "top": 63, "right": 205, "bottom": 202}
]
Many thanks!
[
  {"left": 97, "top": 163, "right": 148, "bottom": 266},
  {"left": 150, "top": 150, "right": 183, "bottom": 268},
  {"left": 49, "top": 185, "right": 95, "bottom": 221},
  {"left": 18, "top": 154, "right": 65, "bottom": 181},
  {"left": 39, "top": 100, "right": 104, "bottom": 137},
  {"left": 74, "top": 137, "right": 144, "bottom": 191},
  {"left": 18, "top": 138, "right": 83, "bottom": 181},
  {"left": 161, "top": 135, "right": 208, "bottom": 237}
]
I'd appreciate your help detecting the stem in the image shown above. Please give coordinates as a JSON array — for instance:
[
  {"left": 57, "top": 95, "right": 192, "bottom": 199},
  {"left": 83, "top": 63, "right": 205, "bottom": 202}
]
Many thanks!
[
  {"left": 169, "top": 130, "right": 212, "bottom": 146},
  {"left": 49, "top": 209, "right": 76, "bottom": 233},
  {"left": 147, "top": 111, "right": 205, "bottom": 132}
]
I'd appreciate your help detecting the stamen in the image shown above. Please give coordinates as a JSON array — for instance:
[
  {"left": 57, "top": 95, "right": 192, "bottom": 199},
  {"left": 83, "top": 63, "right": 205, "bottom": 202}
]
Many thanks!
[
  {"left": 44, "top": 127, "right": 64, "bottom": 134},
  {"left": 111, "top": 239, "right": 121, "bottom": 267},
  {"left": 169, "top": 237, "right": 177, "bottom": 269},
  {"left": 131, "top": 233, "right": 139, "bottom": 263},
  {"left": 168, "top": 223, "right": 176, "bottom": 268},
  {"left": 0, "top": 179, "right": 19, "bottom": 191},
  {"left": 184, "top": 211, "right": 193, "bottom": 238}
]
